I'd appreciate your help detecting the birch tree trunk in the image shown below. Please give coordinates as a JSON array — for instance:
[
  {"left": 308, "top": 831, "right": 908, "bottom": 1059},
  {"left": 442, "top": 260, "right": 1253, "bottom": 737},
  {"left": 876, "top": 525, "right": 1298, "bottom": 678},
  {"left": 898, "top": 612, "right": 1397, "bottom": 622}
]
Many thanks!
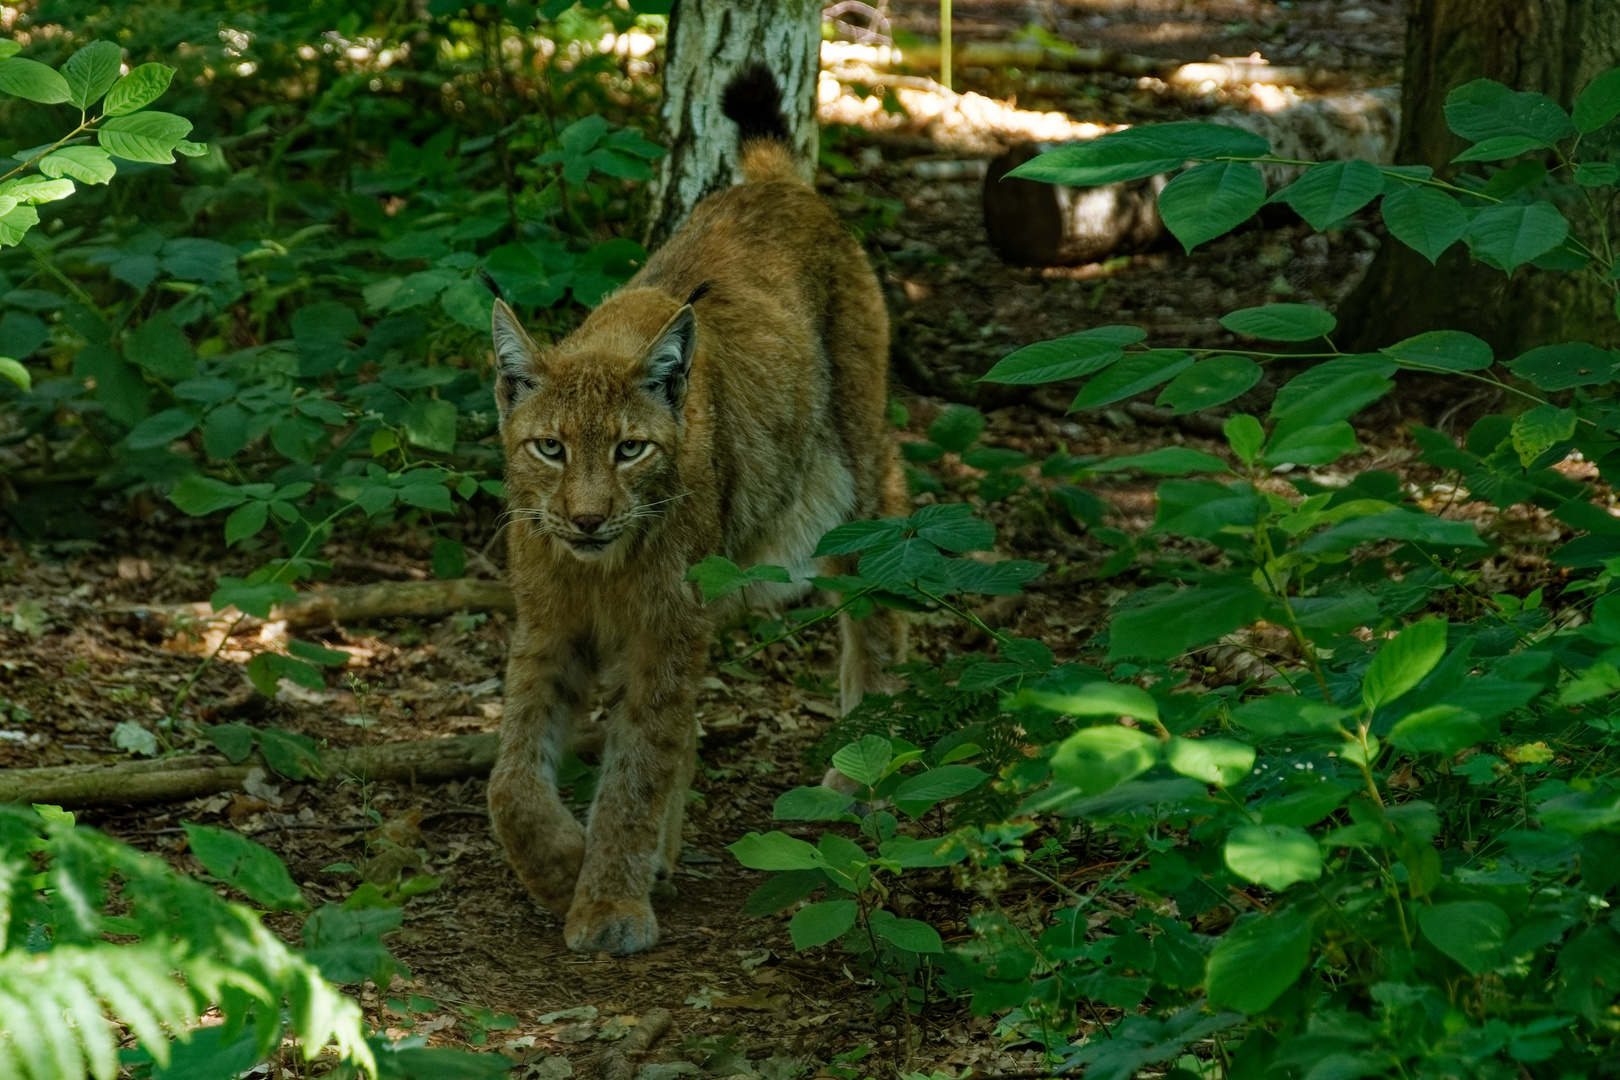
[
  {"left": 1340, "top": 0, "right": 1620, "bottom": 354},
  {"left": 644, "top": 0, "right": 822, "bottom": 249}
]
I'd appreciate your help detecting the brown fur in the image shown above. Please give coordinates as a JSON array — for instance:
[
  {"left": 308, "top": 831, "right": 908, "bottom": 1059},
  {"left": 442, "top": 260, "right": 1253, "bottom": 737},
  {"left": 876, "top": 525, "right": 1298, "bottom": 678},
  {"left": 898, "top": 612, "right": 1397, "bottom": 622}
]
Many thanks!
[{"left": 486, "top": 138, "right": 907, "bottom": 954}]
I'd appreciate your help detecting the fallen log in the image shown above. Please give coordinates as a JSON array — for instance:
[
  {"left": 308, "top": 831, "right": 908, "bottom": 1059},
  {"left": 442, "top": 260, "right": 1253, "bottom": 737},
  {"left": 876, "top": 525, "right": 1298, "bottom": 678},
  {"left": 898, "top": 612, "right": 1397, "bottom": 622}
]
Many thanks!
[
  {"left": 0, "top": 733, "right": 499, "bottom": 809},
  {"left": 110, "top": 578, "right": 516, "bottom": 633}
]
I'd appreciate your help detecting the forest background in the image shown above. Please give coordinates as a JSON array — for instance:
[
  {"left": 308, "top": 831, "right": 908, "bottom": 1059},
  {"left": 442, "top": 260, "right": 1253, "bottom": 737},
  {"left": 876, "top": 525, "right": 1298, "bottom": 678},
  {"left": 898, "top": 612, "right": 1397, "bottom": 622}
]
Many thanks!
[{"left": 3, "top": 2, "right": 1620, "bottom": 1080}]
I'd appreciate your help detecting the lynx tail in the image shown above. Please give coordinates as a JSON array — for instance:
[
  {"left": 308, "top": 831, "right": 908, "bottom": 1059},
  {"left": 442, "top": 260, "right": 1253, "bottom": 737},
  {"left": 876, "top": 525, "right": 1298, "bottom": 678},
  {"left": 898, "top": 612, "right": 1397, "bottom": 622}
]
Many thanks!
[{"left": 721, "top": 63, "right": 802, "bottom": 185}]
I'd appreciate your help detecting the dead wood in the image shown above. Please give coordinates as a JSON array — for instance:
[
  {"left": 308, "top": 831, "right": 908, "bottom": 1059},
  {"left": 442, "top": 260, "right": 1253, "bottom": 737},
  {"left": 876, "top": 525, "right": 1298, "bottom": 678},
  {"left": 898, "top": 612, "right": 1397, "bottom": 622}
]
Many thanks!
[
  {"left": 601, "top": 1007, "right": 674, "bottom": 1080},
  {"left": 0, "top": 733, "right": 498, "bottom": 809},
  {"left": 111, "top": 578, "right": 516, "bottom": 633}
]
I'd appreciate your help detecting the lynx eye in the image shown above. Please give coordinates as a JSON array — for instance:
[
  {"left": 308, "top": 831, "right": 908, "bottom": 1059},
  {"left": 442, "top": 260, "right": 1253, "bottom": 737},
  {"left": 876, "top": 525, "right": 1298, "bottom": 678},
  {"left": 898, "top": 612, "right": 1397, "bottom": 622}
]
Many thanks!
[
  {"left": 528, "top": 438, "right": 564, "bottom": 462},
  {"left": 615, "top": 439, "right": 647, "bottom": 462}
]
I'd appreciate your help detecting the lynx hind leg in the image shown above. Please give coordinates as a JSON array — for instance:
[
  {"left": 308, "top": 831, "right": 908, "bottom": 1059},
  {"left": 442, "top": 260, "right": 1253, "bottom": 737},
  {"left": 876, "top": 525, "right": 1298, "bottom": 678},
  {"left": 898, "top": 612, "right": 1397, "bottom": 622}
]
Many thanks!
[
  {"left": 487, "top": 659, "right": 590, "bottom": 916},
  {"left": 821, "top": 553, "right": 908, "bottom": 716}
]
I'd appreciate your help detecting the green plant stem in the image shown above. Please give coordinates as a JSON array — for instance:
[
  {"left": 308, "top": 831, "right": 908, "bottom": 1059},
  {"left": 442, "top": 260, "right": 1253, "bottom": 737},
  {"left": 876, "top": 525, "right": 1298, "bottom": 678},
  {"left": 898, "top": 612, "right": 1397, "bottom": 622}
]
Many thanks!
[
  {"left": 939, "top": 0, "right": 952, "bottom": 92},
  {"left": 0, "top": 115, "right": 101, "bottom": 186},
  {"left": 728, "top": 587, "right": 877, "bottom": 665}
]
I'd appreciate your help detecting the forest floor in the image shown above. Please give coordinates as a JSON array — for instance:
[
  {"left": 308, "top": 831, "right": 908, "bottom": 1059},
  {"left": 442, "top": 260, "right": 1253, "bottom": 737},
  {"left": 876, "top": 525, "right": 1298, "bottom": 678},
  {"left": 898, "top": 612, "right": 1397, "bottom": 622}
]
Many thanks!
[{"left": 0, "top": 1, "right": 1461, "bottom": 1076}]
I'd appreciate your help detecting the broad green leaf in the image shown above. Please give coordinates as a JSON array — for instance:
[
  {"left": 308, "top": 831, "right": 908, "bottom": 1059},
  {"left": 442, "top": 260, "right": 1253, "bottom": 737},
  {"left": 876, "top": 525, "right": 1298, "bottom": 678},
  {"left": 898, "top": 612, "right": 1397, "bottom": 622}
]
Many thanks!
[
  {"left": 100, "top": 110, "right": 193, "bottom": 163},
  {"left": 184, "top": 822, "right": 306, "bottom": 910},
  {"left": 62, "top": 40, "right": 122, "bottom": 109},
  {"left": 943, "top": 558, "right": 1044, "bottom": 595},
  {"left": 1167, "top": 737, "right": 1255, "bottom": 786},
  {"left": 1231, "top": 697, "right": 1349, "bottom": 739},
  {"left": 1158, "top": 161, "right": 1266, "bottom": 252},
  {"left": 126, "top": 407, "right": 199, "bottom": 450},
  {"left": 210, "top": 576, "right": 296, "bottom": 618},
  {"left": 892, "top": 765, "right": 987, "bottom": 816},
  {"left": 1225, "top": 413, "right": 1265, "bottom": 466},
  {"left": 1445, "top": 79, "right": 1576, "bottom": 145},
  {"left": 38, "top": 145, "right": 117, "bottom": 185},
  {"left": 1101, "top": 447, "right": 1231, "bottom": 475},
  {"left": 288, "top": 640, "right": 350, "bottom": 667},
  {"left": 1221, "top": 303, "right": 1337, "bottom": 342},
  {"left": 1507, "top": 342, "right": 1617, "bottom": 390},
  {"left": 831, "top": 734, "right": 893, "bottom": 787},
  {"left": 1382, "top": 330, "right": 1493, "bottom": 372},
  {"left": 1156, "top": 355, "right": 1262, "bottom": 414},
  {"left": 1266, "top": 159, "right": 1384, "bottom": 229},
  {"left": 1225, "top": 824, "right": 1322, "bottom": 890},
  {"left": 112, "top": 719, "right": 159, "bottom": 757},
  {"left": 1389, "top": 705, "right": 1487, "bottom": 756},
  {"left": 1263, "top": 421, "right": 1359, "bottom": 467},
  {"left": 926, "top": 403, "right": 984, "bottom": 451},
  {"left": 204, "top": 722, "right": 258, "bottom": 764},
  {"left": 743, "top": 870, "right": 824, "bottom": 916},
  {"left": 223, "top": 501, "right": 269, "bottom": 546},
  {"left": 869, "top": 909, "right": 943, "bottom": 953},
  {"left": 772, "top": 786, "right": 856, "bottom": 821},
  {"left": 1576, "top": 162, "right": 1620, "bottom": 186},
  {"left": 0, "top": 41, "right": 16, "bottom": 61},
  {"left": 1300, "top": 509, "right": 1485, "bottom": 553},
  {"left": 789, "top": 900, "right": 857, "bottom": 950},
  {"left": 728, "top": 831, "right": 824, "bottom": 871},
  {"left": 0, "top": 204, "right": 39, "bottom": 246},
  {"left": 0, "top": 176, "right": 75, "bottom": 204},
  {"left": 814, "top": 517, "right": 905, "bottom": 556},
  {"left": 1024, "top": 680, "right": 1159, "bottom": 721},
  {"left": 1575, "top": 68, "right": 1620, "bottom": 133},
  {"left": 1259, "top": 781, "right": 1354, "bottom": 827},
  {"left": 1362, "top": 618, "right": 1448, "bottom": 710},
  {"left": 403, "top": 398, "right": 457, "bottom": 453},
  {"left": 246, "top": 653, "right": 324, "bottom": 700},
  {"left": 1419, "top": 901, "right": 1510, "bottom": 974},
  {"left": 102, "top": 62, "right": 176, "bottom": 115},
  {"left": 911, "top": 502, "right": 995, "bottom": 552},
  {"left": 0, "top": 355, "right": 29, "bottom": 390},
  {"left": 979, "top": 327, "right": 1137, "bottom": 385},
  {"left": 1109, "top": 578, "right": 1273, "bottom": 660},
  {"left": 1452, "top": 134, "right": 1548, "bottom": 161},
  {"left": 1205, "top": 908, "right": 1314, "bottom": 1013},
  {"left": 1152, "top": 479, "right": 1262, "bottom": 538},
  {"left": 1005, "top": 122, "right": 1270, "bottom": 186},
  {"left": 1050, "top": 725, "right": 1160, "bottom": 796},
  {"left": 686, "top": 555, "right": 751, "bottom": 603},
  {"left": 1070, "top": 350, "right": 1193, "bottom": 410},
  {"left": 1380, "top": 183, "right": 1469, "bottom": 262},
  {"left": 0, "top": 57, "right": 71, "bottom": 104},
  {"left": 1511, "top": 404, "right": 1578, "bottom": 466},
  {"left": 1464, "top": 202, "right": 1569, "bottom": 270}
]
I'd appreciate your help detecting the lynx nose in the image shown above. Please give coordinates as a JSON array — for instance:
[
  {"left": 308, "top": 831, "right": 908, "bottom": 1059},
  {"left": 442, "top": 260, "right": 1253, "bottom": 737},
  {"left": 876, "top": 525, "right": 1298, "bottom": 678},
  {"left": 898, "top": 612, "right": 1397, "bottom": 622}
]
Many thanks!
[{"left": 572, "top": 514, "right": 606, "bottom": 534}]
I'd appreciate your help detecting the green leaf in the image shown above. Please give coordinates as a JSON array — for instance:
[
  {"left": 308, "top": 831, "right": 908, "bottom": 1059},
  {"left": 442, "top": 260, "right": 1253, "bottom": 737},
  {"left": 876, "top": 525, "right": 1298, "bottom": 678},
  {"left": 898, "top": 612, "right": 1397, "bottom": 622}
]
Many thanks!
[
  {"left": 223, "top": 501, "right": 269, "bottom": 546},
  {"left": 1225, "top": 824, "right": 1322, "bottom": 890},
  {"left": 1576, "top": 68, "right": 1620, "bottom": 133},
  {"left": 743, "top": 870, "right": 824, "bottom": 915},
  {"left": 1006, "top": 122, "right": 1270, "bottom": 186},
  {"left": 1152, "top": 479, "right": 1262, "bottom": 538},
  {"left": 1070, "top": 350, "right": 1193, "bottom": 410},
  {"left": 100, "top": 110, "right": 193, "bottom": 163},
  {"left": 1101, "top": 446, "right": 1231, "bottom": 475},
  {"left": 1024, "top": 680, "right": 1159, "bottom": 722},
  {"left": 1381, "top": 330, "right": 1494, "bottom": 372},
  {"left": 869, "top": 909, "right": 943, "bottom": 953},
  {"left": 859, "top": 537, "right": 946, "bottom": 588},
  {"left": 246, "top": 652, "right": 323, "bottom": 699},
  {"left": 1156, "top": 355, "right": 1262, "bottom": 414},
  {"left": 112, "top": 719, "right": 159, "bottom": 757},
  {"left": 1511, "top": 404, "right": 1578, "bottom": 466},
  {"left": 1224, "top": 414, "right": 1265, "bottom": 466},
  {"left": 62, "top": 40, "right": 122, "bottom": 109},
  {"left": 1220, "top": 303, "right": 1337, "bottom": 342},
  {"left": 1388, "top": 705, "right": 1487, "bottom": 756},
  {"left": 892, "top": 765, "right": 987, "bottom": 816},
  {"left": 204, "top": 722, "right": 257, "bottom": 764},
  {"left": 1578, "top": 161, "right": 1620, "bottom": 186},
  {"left": 1419, "top": 901, "right": 1510, "bottom": 974},
  {"left": 1445, "top": 79, "right": 1575, "bottom": 145},
  {"left": 1507, "top": 342, "right": 1617, "bottom": 389},
  {"left": 1158, "top": 161, "right": 1266, "bottom": 252},
  {"left": 403, "top": 398, "right": 458, "bottom": 453},
  {"left": 789, "top": 899, "right": 857, "bottom": 950},
  {"left": 1050, "top": 725, "right": 1160, "bottom": 796},
  {"left": 1109, "top": 578, "right": 1273, "bottom": 660},
  {"left": 0, "top": 355, "right": 30, "bottom": 390},
  {"left": 1263, "top": 421, "right": 1359, "bottom": 467},
  {"left": 814, "top": 518, "right": 906, "bottom": 556},
  {"left": 1362, "top": 618, "right": 1448, "bottom": 711},
  {"left": 1259, "top": 781, "right": 1355, "bottom": 827},
  {"left": 288, "top": 640, "right": 351, "bottom": 667},
  {"left": 210, "top": 576, "right": 296, "bottom": 619},
  {"left": 729, "top": 831, "right": 825, "bottom": 871},
  {"left": 440, "top": 277, "right": 495, "bottom": 331},
  {"left": 0, "top": 204, "right": 38, "bottom": 246},
  {"left": 1452, "top": 134, "right": 1549, "bottom": 161},
  {"left": 1231, "top": 697, "right": 1349, "bottom": 739},
  {"left": 183, "top": 822, "right": 306, "bottom": 910},
  {"left": 926, "top": 403, "right": 984, "bottom": 452},
  {"left": 126, "top": 310, "right": 197, "bottom": 381},
  {"left": 1464, "top": 201, "right": 1569, "bottom": 270},
  {"left": 978, "top": 326, "right": 1139, "bottom": 385},
  {"left": 686, "top": 555, "right": 751, "bottom": 603},
  {"left": 0, "top": 41, "right": 17, "bottom": 61},
  {"left": 1205, "top": 908, "right": 1314, "bottom": 1013},
  {"left": 0, "top": 57, "right": 71, "bottom": 104},
  {"left": 256, "top": 725, "right": 324, "bottom": 779},
  {"left": 126, "top": 407, "right": 198, "bottom": 450},
  {"left": 1167, "top": 737, "right": 1255, "bottom": 786},
  {"left": 38, "top": 145, "right": 116, "bottom": 185},
  {"left": 772, "top": 786, "right": 856, "bottom": 821},
  {"left": 1266, "top": 159, "right": 1384, "bottom": 229},
  {"left": 397, "top": 481, "right": 454, "bottom": 513},
  {"left": 0, "top": 176, "right": 75, "bottom": 205},
  {"left": 831, "top": 735, "right": 893, "bottom": 787},
  {"left": 102, "top": 62, "right": 176, "bottom": 115},
  {"left": 432, "top": 537, "right": 466, "bottom": 579},
  {"left": 1380, "top": 183, "right": 1469, "bottom": 263}
]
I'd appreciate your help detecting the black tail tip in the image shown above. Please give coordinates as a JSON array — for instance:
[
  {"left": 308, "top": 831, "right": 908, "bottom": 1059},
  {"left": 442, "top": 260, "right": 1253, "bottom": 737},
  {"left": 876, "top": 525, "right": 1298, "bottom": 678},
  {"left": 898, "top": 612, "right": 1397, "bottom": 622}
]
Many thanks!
[{"left": 721, "top": 63, "right": 791, "bottom": 145}]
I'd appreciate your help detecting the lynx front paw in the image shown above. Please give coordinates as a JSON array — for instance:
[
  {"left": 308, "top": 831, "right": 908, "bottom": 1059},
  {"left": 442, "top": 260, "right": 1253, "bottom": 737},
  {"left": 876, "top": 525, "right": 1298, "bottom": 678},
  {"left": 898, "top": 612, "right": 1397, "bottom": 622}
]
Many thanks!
[
  {"left": 563, "top": 897, "right": 659, "bottom": 955},
  {"left": 507, "top": 829, "right": 585, "bottom": 915}
]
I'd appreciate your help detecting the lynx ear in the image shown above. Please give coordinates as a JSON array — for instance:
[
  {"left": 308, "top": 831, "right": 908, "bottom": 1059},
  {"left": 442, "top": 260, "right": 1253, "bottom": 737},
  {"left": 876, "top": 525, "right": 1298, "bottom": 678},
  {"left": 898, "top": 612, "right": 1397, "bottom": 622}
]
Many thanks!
[
  {"left": 643, "top": 304, "right": 696, "bottom": 412},
  {"left": 491, "top": 300, "right": 540, "bottom": 422}
]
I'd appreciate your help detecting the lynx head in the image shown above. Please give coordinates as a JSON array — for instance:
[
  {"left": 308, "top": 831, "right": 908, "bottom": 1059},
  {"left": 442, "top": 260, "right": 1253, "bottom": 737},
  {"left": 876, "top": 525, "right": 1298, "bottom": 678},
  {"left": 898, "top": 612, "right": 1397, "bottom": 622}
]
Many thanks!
[{"left": 492, "top": 288, "right": 700, "bottom": 562}]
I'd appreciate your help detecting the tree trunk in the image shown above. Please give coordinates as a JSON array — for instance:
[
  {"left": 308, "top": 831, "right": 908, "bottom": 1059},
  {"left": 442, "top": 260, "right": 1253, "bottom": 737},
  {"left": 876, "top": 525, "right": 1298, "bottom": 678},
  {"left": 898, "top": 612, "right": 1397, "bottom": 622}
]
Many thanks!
[
  {"left": 644, "top": 0, "right": 822, "bottom": 249},
  {"left": 1340, "top": 0, "right": 1620, "bottom": 355}
]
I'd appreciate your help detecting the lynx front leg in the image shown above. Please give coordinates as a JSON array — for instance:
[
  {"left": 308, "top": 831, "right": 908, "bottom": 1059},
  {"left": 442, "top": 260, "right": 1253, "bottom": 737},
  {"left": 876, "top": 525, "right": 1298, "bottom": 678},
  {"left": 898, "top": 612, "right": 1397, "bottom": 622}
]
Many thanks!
[
  {"left": 564, "top": 643, "right": 703, "bottom": 955},
  {"left": 488, "top": 645, "right": 593, "bottom": 915}
]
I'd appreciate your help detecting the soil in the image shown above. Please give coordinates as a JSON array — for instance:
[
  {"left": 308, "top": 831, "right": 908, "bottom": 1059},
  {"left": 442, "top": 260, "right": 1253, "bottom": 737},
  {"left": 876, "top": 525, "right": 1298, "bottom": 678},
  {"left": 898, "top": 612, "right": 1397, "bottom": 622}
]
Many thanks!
[{"left": 0, "top": 2, "right": 1537, "bottom": 1077}]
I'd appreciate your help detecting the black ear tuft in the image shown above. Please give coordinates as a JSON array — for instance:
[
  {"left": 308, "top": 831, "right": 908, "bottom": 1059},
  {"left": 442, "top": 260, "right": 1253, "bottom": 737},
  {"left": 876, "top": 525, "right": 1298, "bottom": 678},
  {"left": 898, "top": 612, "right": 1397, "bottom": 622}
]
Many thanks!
[
  {"left": 479, "top": 268, "right": 505, "bottom": 302},
  {"left": 686, "top": 281, "right": 713, "bottom": 306},
  {"left": 643, "top": 305, "right": 697, "bottom": 412},
  {"left": 491, "top": 300, "right": 539, "bottom": 423}
]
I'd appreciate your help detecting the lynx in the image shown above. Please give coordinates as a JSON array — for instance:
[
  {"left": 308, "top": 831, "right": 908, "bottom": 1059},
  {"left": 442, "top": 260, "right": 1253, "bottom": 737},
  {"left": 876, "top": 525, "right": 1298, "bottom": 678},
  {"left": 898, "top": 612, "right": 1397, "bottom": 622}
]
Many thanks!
[{"left": 486, "top": 65, "right": 907, "bottom": 955}]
